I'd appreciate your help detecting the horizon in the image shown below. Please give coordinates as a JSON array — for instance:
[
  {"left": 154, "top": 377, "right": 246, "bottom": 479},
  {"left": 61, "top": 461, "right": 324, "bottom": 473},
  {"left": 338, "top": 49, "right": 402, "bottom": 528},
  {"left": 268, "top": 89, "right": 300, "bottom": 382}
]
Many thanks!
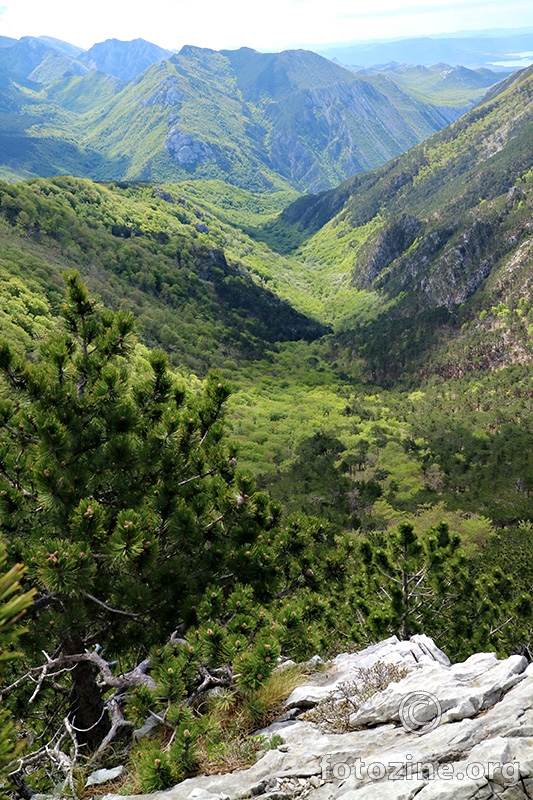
[
  {"left": 1, "top": 0, "right": 533, "bottom": 52},
  {"left": 4, "top": 26, "right": 533, "bottom": 54}
]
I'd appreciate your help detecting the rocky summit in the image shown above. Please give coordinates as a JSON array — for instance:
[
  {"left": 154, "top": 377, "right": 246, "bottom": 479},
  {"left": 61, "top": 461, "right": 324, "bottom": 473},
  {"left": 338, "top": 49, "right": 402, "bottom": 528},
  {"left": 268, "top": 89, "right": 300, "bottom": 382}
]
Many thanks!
[{"left": 104, "top": 635, "right": 533, "bottom": 800}]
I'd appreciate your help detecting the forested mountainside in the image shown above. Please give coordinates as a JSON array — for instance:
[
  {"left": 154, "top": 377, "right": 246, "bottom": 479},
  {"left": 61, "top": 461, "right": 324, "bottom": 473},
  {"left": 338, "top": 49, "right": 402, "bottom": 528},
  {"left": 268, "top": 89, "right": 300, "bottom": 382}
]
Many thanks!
[
  {"left": 261, "top": 63, "right": 533, "bottom": 381},
  {"left": 0, "top": 35, "right": 501, "bottom": 191},
  {"left": 0, "top": 177, "right": 324, "bottom": 372},
  {"left": 3, "top": 41, "right": 533, "bottom": 800}
]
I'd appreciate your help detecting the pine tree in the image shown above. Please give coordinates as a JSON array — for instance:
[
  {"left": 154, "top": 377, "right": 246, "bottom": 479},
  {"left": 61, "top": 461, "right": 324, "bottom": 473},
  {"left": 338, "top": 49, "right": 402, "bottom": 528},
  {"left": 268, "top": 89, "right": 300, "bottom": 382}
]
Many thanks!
[
  {"left": 0, "top": 272, "right": 289, "bottom": 753},
  {"left": 0, "top": 541, "right": 35, "bottom": 798},
  {"left": 358, "top": 521, "right": 531, "bottom": 659}
]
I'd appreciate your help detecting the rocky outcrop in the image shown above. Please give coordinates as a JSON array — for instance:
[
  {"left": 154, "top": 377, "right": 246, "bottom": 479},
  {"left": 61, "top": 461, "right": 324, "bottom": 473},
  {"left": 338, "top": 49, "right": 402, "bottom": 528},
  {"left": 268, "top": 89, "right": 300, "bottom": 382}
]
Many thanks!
[
  {"left": 417, "top": 218, "right": 495, "bottom": 308},
  {"left": 357, "top": 214, "right": 423, "bottom": 287},
  {"left": 362, "top": 216, "right": 498, "bottom": 308},
  {"left": 165, "top": 128, "right": 213, "bottom": 166},
  {"left": 104, "top": 635, "right": 533, "bottom": 800}
]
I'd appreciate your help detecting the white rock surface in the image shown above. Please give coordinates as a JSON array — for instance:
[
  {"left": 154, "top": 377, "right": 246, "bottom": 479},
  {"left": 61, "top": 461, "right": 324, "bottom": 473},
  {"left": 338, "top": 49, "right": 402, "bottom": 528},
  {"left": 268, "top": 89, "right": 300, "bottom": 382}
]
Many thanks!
[
  {"left": 86, "top": 765, "right": 126, "bottom": 787},
  {"left": 104, "top": 636, "right": 533, "bottom": 800}
]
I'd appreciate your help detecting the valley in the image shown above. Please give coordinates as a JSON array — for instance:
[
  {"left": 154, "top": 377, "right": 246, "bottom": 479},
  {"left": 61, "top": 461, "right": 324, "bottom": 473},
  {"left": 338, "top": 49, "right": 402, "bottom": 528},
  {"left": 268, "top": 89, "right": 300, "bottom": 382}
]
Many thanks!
[{"left": 2, "top": 25, "right": 533, "bottom": 799}]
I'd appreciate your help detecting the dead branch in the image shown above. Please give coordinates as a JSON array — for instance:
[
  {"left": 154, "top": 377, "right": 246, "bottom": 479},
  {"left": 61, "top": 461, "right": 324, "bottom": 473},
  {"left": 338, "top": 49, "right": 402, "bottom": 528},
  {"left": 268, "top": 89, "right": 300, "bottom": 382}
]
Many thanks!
[
  {"left": 94, "top": 698, "right": 132, "bottom": 757},
  {"left": 185, "top": 663, "right": 233, "bottom": 707}
]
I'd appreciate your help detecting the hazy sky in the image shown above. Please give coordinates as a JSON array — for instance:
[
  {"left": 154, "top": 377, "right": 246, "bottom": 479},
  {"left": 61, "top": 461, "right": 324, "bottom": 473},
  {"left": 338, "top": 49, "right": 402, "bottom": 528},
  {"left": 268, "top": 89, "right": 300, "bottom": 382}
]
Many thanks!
[{"left": 1, "top": 0, "right": 533, "bottom": 51}]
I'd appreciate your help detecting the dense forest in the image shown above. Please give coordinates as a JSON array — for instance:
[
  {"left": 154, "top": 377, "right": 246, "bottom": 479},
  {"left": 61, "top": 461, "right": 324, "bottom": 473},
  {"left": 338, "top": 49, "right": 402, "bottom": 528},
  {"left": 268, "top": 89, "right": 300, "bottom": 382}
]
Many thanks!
[{"left": 1, "top": 51, "right": 533, "bottom": 800}]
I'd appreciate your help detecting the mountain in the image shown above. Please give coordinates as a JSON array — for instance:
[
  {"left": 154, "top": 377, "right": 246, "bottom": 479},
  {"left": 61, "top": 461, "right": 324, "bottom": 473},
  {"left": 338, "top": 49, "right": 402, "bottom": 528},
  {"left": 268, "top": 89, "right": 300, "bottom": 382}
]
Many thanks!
[
  {"left": 81, "top": 37, "right": 173, "bottom": 81},
  {"left": 354, "top": 63, "right": 503, "bottom": 112},
  {"left": 316, "top": 32, "right": 533, "bottom": 70},
  {"left": 0, "top": 35, "right": 173, "bottom": 85},
  {"left": 35, "top": 36, "right": 85, "bottom": 58},
  {"left": 0, "top": 39, "right": 490, "bottom": 192},
  {"left": 46, "top": 70, "right": 124, "bottom": 113},
  {"left": 0, "top": 35, "right": 63, "bottom": 79},
  {"left": 259, "top": 63, "right": 533, "bottom": 380},
  {"left": 78, "top": 44, "right": 466, "bottom": 192}
]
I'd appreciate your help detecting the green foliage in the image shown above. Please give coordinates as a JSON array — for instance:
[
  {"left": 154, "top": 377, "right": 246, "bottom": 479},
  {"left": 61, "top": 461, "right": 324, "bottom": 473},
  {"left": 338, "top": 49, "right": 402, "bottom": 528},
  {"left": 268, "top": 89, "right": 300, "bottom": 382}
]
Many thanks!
[
  {"left": 0, "top": 176, "right": 326, "bottom": 374},
  {"left": 0, "top": 274, "right": 305, "bottom": 752},
  {"left": 0, "top": 45, "right": 471, "bottom": 193},
  {"left": 134, "top": 743, "right": 176, "bottom": 793},
  {"left": 358, "top": 522, "right": 531, "bottom": 659},
  {"left": 2, "top": 65, "right": 533, "bottom": 790},
  {"left": 0, "top": 542, "right": 35, "bottom": 796},
  {"left": 267, "top": 65, "right": 533, "bottom": 382}
]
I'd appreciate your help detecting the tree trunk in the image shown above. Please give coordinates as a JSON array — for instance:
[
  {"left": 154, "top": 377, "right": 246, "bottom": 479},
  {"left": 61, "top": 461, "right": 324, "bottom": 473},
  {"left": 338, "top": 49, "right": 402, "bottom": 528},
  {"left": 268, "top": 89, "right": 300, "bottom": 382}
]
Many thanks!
[{"left": 64, "top": 635, "right": 111, "bottom": 751}]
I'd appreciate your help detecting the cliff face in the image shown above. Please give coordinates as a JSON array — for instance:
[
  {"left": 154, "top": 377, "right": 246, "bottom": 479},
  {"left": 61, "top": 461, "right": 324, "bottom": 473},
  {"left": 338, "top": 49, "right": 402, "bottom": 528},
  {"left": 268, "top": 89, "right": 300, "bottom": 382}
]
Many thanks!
[{"left": 105, "top": 635, "right": 533, "bottom": 800}]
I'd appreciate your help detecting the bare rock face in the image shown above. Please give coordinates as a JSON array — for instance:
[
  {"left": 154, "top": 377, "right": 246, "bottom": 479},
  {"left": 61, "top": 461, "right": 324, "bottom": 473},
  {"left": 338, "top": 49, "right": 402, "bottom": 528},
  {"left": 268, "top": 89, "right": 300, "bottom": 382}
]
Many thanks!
[
  {"left": 359, "top": 214, "right": 423, "bottom": 286},
  {"left": 104, "top": 636, "right": 533, "bottom": 800},
  {"left": 165, "top": 128, "right": 213, "bottom": 166}
]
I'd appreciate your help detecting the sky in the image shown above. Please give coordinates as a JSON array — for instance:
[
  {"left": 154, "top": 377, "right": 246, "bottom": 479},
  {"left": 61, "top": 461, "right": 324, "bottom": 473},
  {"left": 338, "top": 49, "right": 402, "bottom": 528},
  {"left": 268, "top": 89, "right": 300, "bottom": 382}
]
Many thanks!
[{"left": 1, "top": 0, "right": 533, "bottom": 52}]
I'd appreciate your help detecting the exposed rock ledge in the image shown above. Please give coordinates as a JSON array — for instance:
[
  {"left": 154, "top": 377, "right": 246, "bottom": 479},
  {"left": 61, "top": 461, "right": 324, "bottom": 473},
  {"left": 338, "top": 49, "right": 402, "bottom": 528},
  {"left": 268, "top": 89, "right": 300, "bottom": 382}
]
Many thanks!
[{"left": 105, "top": 635, "right": 533, "bottom": 800}]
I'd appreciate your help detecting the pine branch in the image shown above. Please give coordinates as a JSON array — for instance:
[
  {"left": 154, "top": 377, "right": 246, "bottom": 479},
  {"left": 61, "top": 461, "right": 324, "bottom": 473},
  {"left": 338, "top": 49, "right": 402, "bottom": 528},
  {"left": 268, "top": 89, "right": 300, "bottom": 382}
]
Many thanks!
[
  {"left": 0, "top": 468, "right": 34, "bottom": 498},
  {"left": 490, "top": 616, "right": 514, "bottom": 636},
  {"left": 0, "top": 422, "right": 38, "bottom": 445},
  {"left": 185, "top": 663, "right": 233, "bottom": 707},
  {"left": 85, "top": 593, "right": 141, "bottom": 619},
  {"left": 176, "top": 468, "right": 216, "bottom": 487}
]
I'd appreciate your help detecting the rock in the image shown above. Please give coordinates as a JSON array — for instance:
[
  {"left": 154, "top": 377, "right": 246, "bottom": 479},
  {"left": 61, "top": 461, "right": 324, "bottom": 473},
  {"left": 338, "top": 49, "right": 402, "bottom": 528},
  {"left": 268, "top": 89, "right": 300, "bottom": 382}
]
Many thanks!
[
  {"left": 154, "top": 187, "right": 175, "bottom": 203},
  {"left": 361, "top": 213, "right": 423, "bottom": 285},
  {"left": 337, "top": 782, "right": 425, "bottom": 799},
  {"left": 132, "top": 713, "right": 161, "bottom": 741},
  {"left": 508, "top": 185, "right": 526, "bottom": 204},
  {"left": 186, "top": 790, "right": 226, "bottom": 800},
  {"left": 284, "top": 635, "right": 449, "bottom": 710},
  {"left": 277, "top": 658, "right": 297, "bottom": 669},
  {"left": 196, "top": 222, "right": 209, "bottom": 233},
  {"left": 348, "top": 652, "right": 527, "bottom": 730},
  {"left": 103, "top": 635, "right": 533, "bottom": 800},
  {"left": 275, "top": 709, "right": 304, "bottom": 723},
  {"left": 255, "top": 794, "right": 294, "bottom": 800},
  {"left": 86, "top": 765, "right": 126, "bottom": 787},
  {"left": 28, "top": 795, "right": 56, "bottom": 800},
  {"left": 165, "top": 128, "right": 213, "bottom": 166}
]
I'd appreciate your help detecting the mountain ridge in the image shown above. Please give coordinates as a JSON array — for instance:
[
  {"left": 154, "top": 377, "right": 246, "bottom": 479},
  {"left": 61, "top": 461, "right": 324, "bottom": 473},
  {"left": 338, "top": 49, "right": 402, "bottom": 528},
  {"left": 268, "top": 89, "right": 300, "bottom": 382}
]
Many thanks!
[{"left": 0, "top": 36, "right": 503, "bottom": 191}]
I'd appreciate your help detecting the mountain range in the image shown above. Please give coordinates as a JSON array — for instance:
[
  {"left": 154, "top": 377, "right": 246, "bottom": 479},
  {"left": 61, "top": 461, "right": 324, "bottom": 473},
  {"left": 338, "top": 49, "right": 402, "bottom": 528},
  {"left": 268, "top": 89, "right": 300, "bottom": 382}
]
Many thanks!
[
  {"left": 316, "top": 30, "right": 533, "bottom": 71},
  {"left": 6, "top": 23, "right": 533, "bottom": 797},
  {"left": 1, "top": 52, "right": 533, "bottom": 538},
  {"left": 0, "top": 35, "right": 504, "bottom": 191},
  {"left": 1, "top": 57, "right": 532, "bottom": 384}
]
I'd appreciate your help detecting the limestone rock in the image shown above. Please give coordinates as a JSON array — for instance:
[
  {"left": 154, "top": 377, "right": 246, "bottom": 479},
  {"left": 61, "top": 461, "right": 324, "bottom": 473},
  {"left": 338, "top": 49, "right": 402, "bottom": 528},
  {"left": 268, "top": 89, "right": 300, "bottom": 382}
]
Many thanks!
[
  {"left": 165, "top": 128, "right": 212, "bottom": 166},
  {"left": 103, "top": 635, "right": 533, "bottom": 800},
  {"left": 86, "top": 765, "right": 126, "bottom": 787}
]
